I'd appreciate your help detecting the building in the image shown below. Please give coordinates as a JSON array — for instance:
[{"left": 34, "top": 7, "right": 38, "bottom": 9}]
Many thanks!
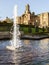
[
  {"left": 39, "top": 13, "right": 49, "bottom": 27},
  {"left": 16, "top": 4, "right": 49, "bottom": 28},
  {"left": 2, "top": 17, "right": 13, "bottom": 23}
]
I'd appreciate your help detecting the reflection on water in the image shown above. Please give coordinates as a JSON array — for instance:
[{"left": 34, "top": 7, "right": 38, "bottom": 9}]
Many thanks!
[
  {"left": 39, "top": 39, "right": 49, "bottom": 53},
  {"left": 0, "top": 39, "right": 49, "bottom": 65},
  {"left": 0, "top": 40, "right": 11, "bottom": 50}
]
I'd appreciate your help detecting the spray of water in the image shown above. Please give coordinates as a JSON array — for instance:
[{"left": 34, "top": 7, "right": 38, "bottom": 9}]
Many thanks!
[
  {"left": 13, "top": 5, "right": 22, "bottom": 48},
  {"left": 13, "top": 5, "right": 17, "bottom": 48},
  {"left": 6, "top": 5, "right": 17, "bottom": 50},
  {"left": 6, "top": 5, "right": 23, "bottom": 50}
]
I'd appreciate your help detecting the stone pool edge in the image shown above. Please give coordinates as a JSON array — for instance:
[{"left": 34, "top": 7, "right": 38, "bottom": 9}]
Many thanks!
[{"left": 20, "top": 35, "right": 49, "bottom": 40}]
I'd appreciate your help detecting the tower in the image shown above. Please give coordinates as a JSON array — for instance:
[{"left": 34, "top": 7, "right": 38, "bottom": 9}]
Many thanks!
[{"left": 25, "top": 4, "right": 30, "bottom": 14}]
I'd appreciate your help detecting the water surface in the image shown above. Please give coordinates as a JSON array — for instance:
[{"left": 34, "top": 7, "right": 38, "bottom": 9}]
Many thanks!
[{"left": 0, "top": 39, "right": 49, "bottom": 65}]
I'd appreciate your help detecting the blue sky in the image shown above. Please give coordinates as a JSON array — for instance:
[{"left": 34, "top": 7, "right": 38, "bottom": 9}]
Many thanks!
[{"left": 0, "top": 0, "right": 49, "bottom": 19}]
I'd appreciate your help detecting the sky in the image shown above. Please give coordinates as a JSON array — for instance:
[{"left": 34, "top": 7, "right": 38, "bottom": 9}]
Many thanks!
[{"left": 0, "top": 0, "right": 49, "bottom": 19}]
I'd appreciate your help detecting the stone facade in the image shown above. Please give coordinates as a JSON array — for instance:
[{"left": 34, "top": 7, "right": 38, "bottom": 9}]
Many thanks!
[
  {"left": 16, "top": 4, "right": 49, "bottom": 28},
  {"left": 39, "top": 13, "right": 49, "bottom": 27}
]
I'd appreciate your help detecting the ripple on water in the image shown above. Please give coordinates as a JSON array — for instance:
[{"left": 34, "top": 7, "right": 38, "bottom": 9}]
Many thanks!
[{"left": 0, "top": 39, "right": 49, "bottom": 65}]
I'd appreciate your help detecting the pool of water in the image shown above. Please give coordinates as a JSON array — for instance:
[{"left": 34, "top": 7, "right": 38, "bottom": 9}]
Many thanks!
[{"left": 0, "top": 39, "right": 49, "bottom": 65}]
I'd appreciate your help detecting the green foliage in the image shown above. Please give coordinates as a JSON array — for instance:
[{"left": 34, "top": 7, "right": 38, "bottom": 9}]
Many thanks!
[
  {"left": 23, "top": 27, "right": 28, "bottom": 34},
  {"left": 28, "top": 25, "right": 32, "bottom": 33},
  {"left": 35, "top": 26, "right": 39, "bottom": 32},
  {"left": 19, "top": 24, "right": 49, "bottom": 35},
  {"left": 42, "top": 27, "right": 45, "bottom": 32},
  {"left": 32, "top": 28, "right": 35, "bottom": 33},
  {"left": 0, "top": 22, "right": 13, "bottom": 31},
  {"left": 47, "top": 27, "right": 49, "bottom": 32}
]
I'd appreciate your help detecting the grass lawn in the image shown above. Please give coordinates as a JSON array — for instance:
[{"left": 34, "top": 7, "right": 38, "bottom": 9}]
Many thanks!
[{"left": 19, "top": 26, "right": 48, "bottom": 35}]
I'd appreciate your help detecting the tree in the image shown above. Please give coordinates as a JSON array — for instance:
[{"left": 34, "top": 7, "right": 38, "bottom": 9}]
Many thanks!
[
  {"left": 42, "top": 26, "right": 45, "bottom": 32},
  {"left": 28, "top": 23, "right": 32, "bottom": 33},
  {"left": 35, "top": 26, "right": 39, "bottom": 32},
  {"left": 47, "top": 27, "right": 49, "bottom": 32}
]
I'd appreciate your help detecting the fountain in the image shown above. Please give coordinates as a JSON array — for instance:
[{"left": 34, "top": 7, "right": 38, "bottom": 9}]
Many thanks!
[{"left": 6, "top": 5, "right": 22, "bottom": 50}]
